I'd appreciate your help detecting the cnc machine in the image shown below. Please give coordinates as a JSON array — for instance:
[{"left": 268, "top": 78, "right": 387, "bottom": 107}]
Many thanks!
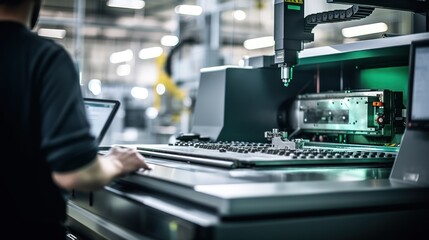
[{"left": 66, "top": 1, "right": 429, "bottom": 239}]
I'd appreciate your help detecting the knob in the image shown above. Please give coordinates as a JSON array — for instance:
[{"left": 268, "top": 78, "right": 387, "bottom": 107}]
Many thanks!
[{"left": 376, "top": 115, "right": 385, "bottom": 125}]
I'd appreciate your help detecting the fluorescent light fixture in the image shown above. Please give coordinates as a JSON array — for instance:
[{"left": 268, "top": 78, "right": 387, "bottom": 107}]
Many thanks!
[
  {"left": 145, "top": 107, "right": 159, "bottom": 119},
  {"left": 37, "top": 28, "right": 66, "bottom": 39},
  {"left": 110, "top": 49, "right": 133, "bottom": 64},
  {"left": 116, "top": 64, "right": 131, "bottom": 76},
  {"left": 342, "top": 22, "right": 388, "bottom": 38},
  {"left": 79, "top": 72, "right": 83, "bottom": 85},
  {"left": 183, "top": 96, "right": 192, "bottom": 108},
  {"left": 88, "top": 79, "right": 102, "bottom": 95},
  {"left": 233, "top": 10, "right": 246, "bottom": 21},
  {"left": 161, "top": 35, "right": 179, "bottom": 47},
  {"left": 139, "top": 47, "right": 163, "bottom": 60},
  {"left": 103, "top": 28, "right": 128, "bottom": 38},
  {"left": 174, "top": 5, "right": 202, "bottom": 16},
  {"left": 243, "top": 36, "right": 275, "bottom": 50},
  {"left": 131, "top": 87, "right": 149, "bottom": 99},
  {"left": 84, "top": 27, "right": 100, "bottom": 37},
  {"left": 156, "top": 83, "right": 166, "bottom": 95},
  {"left": 107, "top": 0, "right": 145, "bottom": 9},
  {"left": 163, "top": 20, "right": 178, "bottom": 32}
]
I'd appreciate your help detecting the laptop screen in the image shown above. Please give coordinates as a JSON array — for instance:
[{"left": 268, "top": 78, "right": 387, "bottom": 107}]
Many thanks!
[
  {"left": 407, "top": 39, "right": 429, "bottom": 130},
  {"left": 84, "top": 98, "right": 120, "bottom": 144}
]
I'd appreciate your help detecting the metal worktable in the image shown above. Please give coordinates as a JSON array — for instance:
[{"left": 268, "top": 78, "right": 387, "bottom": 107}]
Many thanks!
[{"left": 66, "top": 143, "right": 429, "bottom": 240}]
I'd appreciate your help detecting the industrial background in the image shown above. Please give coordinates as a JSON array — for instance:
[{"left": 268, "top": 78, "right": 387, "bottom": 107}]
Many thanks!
[
  {"left": 36, "top": 0, "right": 415, "bottom": 145},
  {"left": 24, "top": 1, "right": 429, "bottom": 239}
]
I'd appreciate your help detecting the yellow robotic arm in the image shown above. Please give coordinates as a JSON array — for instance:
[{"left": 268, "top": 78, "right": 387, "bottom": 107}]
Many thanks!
[{"left": 153, "top": 53, "right": 186, "bottom": 109}]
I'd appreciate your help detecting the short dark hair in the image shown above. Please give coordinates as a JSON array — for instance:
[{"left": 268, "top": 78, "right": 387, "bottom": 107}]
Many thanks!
[{"left": 0, "top": 0, "right": 29, "bottom": 6}]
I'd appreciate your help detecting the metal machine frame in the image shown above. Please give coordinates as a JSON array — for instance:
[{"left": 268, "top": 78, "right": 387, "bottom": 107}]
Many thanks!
[{"left": 66, "top": 0, "right": 429, "bottom": 238}]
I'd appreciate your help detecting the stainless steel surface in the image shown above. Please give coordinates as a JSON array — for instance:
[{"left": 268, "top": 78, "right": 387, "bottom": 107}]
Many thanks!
[
  {"left": 138, "top": 149, "right": 236, "bottom": 168},
  {"left": 117, "top": 156, "right": 428, "bottom": 217},
  {"left": 133, "top": 156, "right": 391, "bottom": 186},
  {"left": 68, "top": 182, "right": 429, "bottom": 240},
  {"left": 67, "top": 202, "right": 150, "bottom": 240},
  {"left": 99, "top": 140, "right": 429, "bottom": 219},
  {"left": 298, "top": 32, "right": 429, "bottom": 59},
  {"left": 391, "top": 130, "right": 429, "bottom": 185},
  {"left": 69, "top": 139, "right": 429, "bottom": 239},
  {"left": 67, "top": 148, "right": 429, "bottom": 239}
]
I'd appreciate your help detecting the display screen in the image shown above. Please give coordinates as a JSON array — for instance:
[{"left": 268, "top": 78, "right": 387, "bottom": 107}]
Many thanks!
[
  {"left": 84, "top": 98, "right": 120, "bottom": 144},
  {"left": 408, "top": 40, "right": 429, "bottom": 130},
  {"left": 411, "top": 46, "right": 429, "bottom": 121}
]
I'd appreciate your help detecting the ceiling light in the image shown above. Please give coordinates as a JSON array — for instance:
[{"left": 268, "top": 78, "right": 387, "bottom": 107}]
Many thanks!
[
  {"left": 161, "top": 35, "right": 179, "bottom": 47},
  {"left": 183, "top": 96, "right": 192, "bottom": 108},
  {"left": 107, "top": 0, "right": 145, "bottom": 10},
  {"left": 131, "top": 87, "right": 149, "bottom": 99},
  {"left": 145, "top": 107, "right": 159, "bottom": 119},
  {"left": 88, "top": 79, "right": 102, "bottom": 96},
  {"left": 84, "top": 27, "right": 100, "bottom": 37},
  {"left": 163, "top": 20, "right": 178, "bottom": 32},
  {"left": 116, "top": 64, "right": 131, "bottom": 76},
  {"left": 342, "top": 22, "right": 388, "bottom": 38},
  {"left": 243, "top": 36, "right": 275, "bottom": 50},
  {"left": 110, "top": 49, "right": 133, "bottom": 64},
  {"left": 174, "top": 5, "right": 203, "bottom": 16},
  {"left": 139, "top": 47, "right": 163, "bottom": 60},
  {"left": 156, "top": 83, "right": 166, "bottom": 95},
  {"left": 233, "top": 10, "right": 246, "bottom": 21},
  {"left": 103, "top": 28, "right": 128, "bottom": 38},
  {"left": 37, "top": 28, "right": 66, "bottom": 39}
]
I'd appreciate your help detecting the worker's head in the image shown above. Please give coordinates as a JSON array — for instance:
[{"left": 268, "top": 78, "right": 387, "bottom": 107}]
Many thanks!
[{"left": 0, "top": 0, "right": 42, "bottom": 29}]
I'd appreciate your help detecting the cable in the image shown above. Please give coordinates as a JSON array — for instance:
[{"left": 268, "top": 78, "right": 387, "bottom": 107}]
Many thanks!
[
  {"left": 164, "top": 37, "right": 199, "bottom": 77},
  {"left": 304, "top": 5, "right": 375, "bottom": 33}
]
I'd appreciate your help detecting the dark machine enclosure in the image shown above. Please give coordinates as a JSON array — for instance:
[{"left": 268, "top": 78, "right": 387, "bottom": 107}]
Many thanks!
[{"left": 191, "top": 67, "right": 312, "bottom": 142}]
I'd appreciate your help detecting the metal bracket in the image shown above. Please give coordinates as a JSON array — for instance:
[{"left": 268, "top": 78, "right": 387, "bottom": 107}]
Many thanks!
[{"left": 264, "top": 129, "right": 306, "bottom": 150}]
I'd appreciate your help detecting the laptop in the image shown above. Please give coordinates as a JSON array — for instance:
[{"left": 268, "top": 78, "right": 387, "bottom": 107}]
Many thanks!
[
  {"left": 406, "top": 38, "right": 429, "bottom": 131},
  {"left": 390, "top": 38, "right": 429, "bottom": 185},
  {"left": 83, "top": 98, "right": 120, "bottom": 146}
]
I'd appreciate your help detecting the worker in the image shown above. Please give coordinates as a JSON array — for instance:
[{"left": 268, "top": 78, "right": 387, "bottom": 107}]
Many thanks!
[{"left": 0, "top": 0, "right": 151, "bottom": 238}]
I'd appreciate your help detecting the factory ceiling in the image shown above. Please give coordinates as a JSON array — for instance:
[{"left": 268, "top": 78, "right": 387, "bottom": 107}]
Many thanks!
[
  {"left": 38, "top": 0, "right": 267, "bottom": 44},
  {"left": 38, "top": 0, "right": 415, "bottom": 46},
  {"left": 34, "top": 0, "right": 415, "bottom": 85}
]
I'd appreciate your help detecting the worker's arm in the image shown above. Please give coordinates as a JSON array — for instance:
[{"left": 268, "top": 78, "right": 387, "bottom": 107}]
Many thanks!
[{"left": 52, "top": 146, "right": 150, "bottom": 191}]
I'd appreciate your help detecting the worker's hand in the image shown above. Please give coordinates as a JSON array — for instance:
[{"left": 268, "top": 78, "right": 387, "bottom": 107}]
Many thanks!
[{"left": 105, "top": 146, "right": 151, "bottom": 175}]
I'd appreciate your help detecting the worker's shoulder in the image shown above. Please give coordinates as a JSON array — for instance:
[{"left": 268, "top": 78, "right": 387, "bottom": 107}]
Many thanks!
[
  {"left": 23, "top": 31, "right": 75, "bottom": 74},
  {"left": 25, "top": 30, "right": 69, "bottom": 57}
]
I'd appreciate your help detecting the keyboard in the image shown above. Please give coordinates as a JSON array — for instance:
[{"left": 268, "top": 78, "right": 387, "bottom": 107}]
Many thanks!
[{"left": 137, "top": 141, "right": 397, "bottom": 169}]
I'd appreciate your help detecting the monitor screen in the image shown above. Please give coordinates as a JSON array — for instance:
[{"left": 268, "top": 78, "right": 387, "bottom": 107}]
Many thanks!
[
  {"left": 84, "top": 98, "right": 120, "bottom": 144},
  {"left": 407, "top": 39, "right": 429, "bottom": 130}
]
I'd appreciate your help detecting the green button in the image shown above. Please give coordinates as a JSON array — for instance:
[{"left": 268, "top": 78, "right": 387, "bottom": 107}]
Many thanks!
[{"left": 288, "top": 5, "right": 301, "bottom": 11}]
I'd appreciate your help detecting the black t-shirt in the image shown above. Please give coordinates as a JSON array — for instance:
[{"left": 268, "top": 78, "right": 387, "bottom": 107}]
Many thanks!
[{"left": 0, "top": 21, "right": 98, "bottom": 237}]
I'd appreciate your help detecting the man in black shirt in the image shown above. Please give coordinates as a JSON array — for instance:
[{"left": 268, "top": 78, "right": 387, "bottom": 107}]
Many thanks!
[{"left": 0, "top": 0, "right": 151, "bottom": 238}]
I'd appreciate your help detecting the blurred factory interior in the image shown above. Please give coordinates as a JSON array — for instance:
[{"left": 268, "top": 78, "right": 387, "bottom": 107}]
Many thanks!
[
  {"left": 26, "top": 1, "right": 429, "bottom": 239},
  {"left": 35, "top": 0, "right": 417, "bottom": 146}
]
